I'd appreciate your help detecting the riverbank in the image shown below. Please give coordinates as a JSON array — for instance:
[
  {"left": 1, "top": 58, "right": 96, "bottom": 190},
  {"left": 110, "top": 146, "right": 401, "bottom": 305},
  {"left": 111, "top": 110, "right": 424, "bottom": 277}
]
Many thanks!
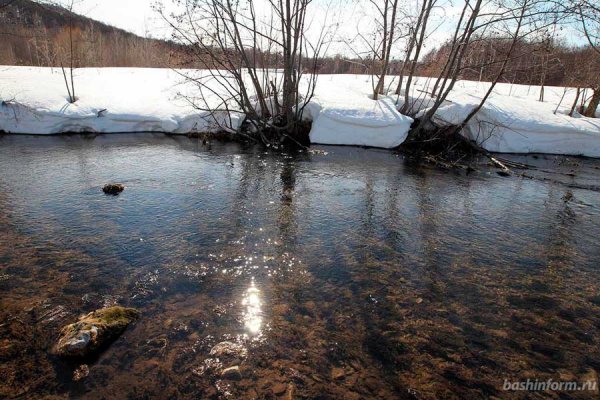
[{"left": 1, "top": 66, "right": 600, "bottom": 157}]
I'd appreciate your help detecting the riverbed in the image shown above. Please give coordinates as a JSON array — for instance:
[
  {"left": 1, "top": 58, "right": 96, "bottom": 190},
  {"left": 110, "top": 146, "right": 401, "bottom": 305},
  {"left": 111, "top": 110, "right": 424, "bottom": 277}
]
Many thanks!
[{"left": 0, "top": 133, "right": 599, "bottom": 399}]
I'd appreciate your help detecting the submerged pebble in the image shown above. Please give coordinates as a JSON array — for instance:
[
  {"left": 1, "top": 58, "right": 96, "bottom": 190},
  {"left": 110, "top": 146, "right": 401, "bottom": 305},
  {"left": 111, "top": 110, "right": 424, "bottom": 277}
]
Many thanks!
[
  {"left": 73, "top": 364, "right": 89, "bottom": 382},
  {"left": 209, "top": 341, "right": 248, "bottom": 360},
  {"left": 331, "top": 367, "right": 346, "bottom": 380},
  {"left": 221, "top": 366, "right": 242, "bottom": 380},
  {"left": 272, "top": 382, "right": 288, "bottom": 395}
]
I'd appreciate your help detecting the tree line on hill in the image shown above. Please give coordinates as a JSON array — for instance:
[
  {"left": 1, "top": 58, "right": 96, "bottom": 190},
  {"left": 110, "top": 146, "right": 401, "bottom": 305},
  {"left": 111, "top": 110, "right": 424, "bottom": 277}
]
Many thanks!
[{"left": 0, "top": 0, "right": 185, "bottom": 67}]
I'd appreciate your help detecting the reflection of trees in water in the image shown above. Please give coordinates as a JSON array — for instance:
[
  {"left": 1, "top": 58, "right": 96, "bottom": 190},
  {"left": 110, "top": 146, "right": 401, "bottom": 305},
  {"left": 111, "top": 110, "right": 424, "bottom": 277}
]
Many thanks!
[
  {"left": 226, "top": 149, "right": 303, "bottom": 252},
  {"left": 412, "top": 173, "right": 478, "bottom": 301},
  {"left": 534, "top": 188, "right": 578, "bottom": 293},
  {"left": 229, "top": 147, "right": 269, "bottom": 234},
  {"left": 277, "top": 158, "right": 298, "bottom": 250},
  {"left": 546, "top": 190, "right": 577, "bottom": 262}
]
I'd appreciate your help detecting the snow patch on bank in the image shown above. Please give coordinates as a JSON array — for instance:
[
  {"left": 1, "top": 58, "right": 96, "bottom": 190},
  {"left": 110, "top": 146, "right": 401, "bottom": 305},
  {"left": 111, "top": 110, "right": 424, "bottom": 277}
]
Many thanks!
[
  {"left": 0, "top": 67, "right": 243, "bottom": 134},
  {"left": 423, "top": 90, "right": 600, "bottom": 157},
  {"left": 309, "top": 76, "right": 412, "bottom": 148}
]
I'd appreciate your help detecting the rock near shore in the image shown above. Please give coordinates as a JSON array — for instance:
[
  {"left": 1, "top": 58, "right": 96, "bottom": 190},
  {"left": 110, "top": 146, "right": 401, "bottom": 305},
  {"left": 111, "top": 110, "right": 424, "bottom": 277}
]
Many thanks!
[{"left": 54, "top": 306, "right": 139, "bottom": 358}]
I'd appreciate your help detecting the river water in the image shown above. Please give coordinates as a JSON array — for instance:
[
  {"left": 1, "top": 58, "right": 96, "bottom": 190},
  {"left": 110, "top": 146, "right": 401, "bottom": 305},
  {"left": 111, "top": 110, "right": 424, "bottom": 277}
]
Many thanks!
[{"left": 0, "top": 133, "right": 599, "bottom": 399}]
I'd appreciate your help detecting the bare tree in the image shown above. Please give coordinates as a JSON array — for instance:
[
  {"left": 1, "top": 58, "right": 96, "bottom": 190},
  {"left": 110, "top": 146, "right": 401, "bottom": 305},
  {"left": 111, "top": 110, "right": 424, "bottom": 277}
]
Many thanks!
[
  {"left": 157, "top": 0, "right": 330, "bottom": 146},
  {"left": 369, "top": 0, "right": 402, "bottom": 100},
  {"left": 59, "top": 0, "right": 79, "bottom": 103},
  {"left": 555, "top": 0, "right": 600, "bottom": 117},
  {"left": 449, "top": 0, "right": 532, "bottom": 134},
  {"left": 399, "top": 0, "right": 435, "bottom": 113},
  {"left": 578, "top": 0, "right": 600, "bottom": 116},
  {"left": 395, "top": 0, "right": 569, "bottom": 149}
]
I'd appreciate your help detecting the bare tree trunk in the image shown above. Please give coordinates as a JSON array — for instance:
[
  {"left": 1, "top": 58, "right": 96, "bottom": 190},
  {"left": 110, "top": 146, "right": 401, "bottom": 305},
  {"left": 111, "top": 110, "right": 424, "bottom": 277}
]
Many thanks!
[
  {"left": 157, "top": 0, "right": 324, "bottom": 145},
  {"left": 69, "top": 10, "right": 76, "bottom": 102},
  {"left": 411, "top": 0, "right": 483, "bottom": 131},
  {"left": 430, "top": 2, "right": 469, "bottom": 99},
  {"left": 401, "top": 0, "right": 434, "bottom": 114},
  {"left": 584, "top": 88, "right": 600, "bottom": 117},
  {"left": 372, "top": 0, "right": 400, "bottom": 100},
  {"left": 451, "top": 0, "right": 529, "bottom": 133},
  {"left": 569, "top": 87, "right": 581, "bottom": 117}
]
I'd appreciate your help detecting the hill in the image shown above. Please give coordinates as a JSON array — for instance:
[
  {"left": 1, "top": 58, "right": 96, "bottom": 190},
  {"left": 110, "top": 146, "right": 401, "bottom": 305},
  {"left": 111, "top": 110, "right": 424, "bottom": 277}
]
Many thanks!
[{"left": 0, "top": 0, "right": 184, "bottom": 67}]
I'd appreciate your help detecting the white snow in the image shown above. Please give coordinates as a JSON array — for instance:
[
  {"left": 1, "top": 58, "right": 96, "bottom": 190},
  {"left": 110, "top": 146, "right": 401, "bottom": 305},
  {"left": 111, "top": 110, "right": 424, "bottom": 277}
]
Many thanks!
[
  {"left": 405, "top": 78, "right": 600, "bottom": 157},
  {"left": 1, "top": 66, "right": 600, "bottom": 157},
  {"left": 428, "top": 91, "right": 600, "bottom": 157},
  {"left": 309, "top": 75, "right": 413, "bottom": 148},
  {"left": 0, "top": 67, "right": 244, "bottom": 135}
]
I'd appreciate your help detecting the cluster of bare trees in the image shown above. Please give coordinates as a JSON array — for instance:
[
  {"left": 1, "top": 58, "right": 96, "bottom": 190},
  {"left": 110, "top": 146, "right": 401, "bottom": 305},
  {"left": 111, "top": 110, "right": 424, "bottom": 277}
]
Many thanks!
[
  {"left": 351, "top": 0, "right": 600, "bottom": 128},
  {"left": 572, "top": 0, "right": 599, "bottom": 116},
  {"left": 157, "top": 0, "right": 330, "bottom": 146}
]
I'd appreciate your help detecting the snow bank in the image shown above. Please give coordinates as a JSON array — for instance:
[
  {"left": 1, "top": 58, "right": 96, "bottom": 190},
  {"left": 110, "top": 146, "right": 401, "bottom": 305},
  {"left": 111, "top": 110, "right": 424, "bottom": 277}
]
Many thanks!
[
  {"left": 309, "top": 75, "right": 413, "bottom": 148},
  {"left": 1, "top": 67, "right": 600, "bottom": 156},
  {"left": 420, "top": 88, "right": 600, "bottom": 157},
  {"left": 0, "top": 67, "right": 243, "bottom": 134},
  {"left": 386, "top": 76, "right": 600, "bottom": 157}
]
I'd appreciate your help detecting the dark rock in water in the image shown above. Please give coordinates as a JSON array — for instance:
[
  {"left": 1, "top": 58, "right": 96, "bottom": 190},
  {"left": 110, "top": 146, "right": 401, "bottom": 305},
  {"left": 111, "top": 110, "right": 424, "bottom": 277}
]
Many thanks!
[
  {"left": 54, "top": 306, "right": 139, "bottom": 357},
  {"left": 562, "top": 191, "right": 574, "bottom": 203},
  {"left": 496, "top": 170, "right": 511, "bottom": 177},
  {"left": 102, "top": 183, "right": 125, "bottom": 195},
  {"left": 281, "top": 188, "right": 294, "bottom": 202}
]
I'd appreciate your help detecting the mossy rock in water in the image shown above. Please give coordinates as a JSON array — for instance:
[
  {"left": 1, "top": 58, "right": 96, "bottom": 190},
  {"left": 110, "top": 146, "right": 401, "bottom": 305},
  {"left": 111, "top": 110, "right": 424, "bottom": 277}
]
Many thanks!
[
  {"left": 102, "top": 183, "right": 125, "bottom": 195},
  {"left": 54, "top": 306, "right": 139, "bottom": 358}
]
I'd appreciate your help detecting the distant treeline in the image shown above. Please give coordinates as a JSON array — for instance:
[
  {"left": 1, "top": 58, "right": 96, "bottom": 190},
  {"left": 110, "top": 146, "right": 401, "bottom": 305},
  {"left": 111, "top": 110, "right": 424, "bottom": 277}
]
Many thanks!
[
  {"left": 418, "top": 38, "right": 598, "bottom": 90},
  {"left": 316, "top": 39, "right": 598, "bottom": 90},
  {"left": 0, "top": 0, "right": 597, "bottom": 91}
]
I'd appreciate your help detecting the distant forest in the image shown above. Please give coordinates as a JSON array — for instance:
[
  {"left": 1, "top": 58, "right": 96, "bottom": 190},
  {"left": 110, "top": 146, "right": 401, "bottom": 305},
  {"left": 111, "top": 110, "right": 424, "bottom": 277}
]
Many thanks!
[{"left": 0, "top": 0, "right": 597, "bottom": 90}]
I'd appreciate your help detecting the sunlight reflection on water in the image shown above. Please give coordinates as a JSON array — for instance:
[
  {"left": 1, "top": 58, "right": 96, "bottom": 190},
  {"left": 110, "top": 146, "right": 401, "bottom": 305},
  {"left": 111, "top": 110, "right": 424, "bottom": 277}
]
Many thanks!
[{"left": 242, "top": 279, "right": 263, "bottom": 336}]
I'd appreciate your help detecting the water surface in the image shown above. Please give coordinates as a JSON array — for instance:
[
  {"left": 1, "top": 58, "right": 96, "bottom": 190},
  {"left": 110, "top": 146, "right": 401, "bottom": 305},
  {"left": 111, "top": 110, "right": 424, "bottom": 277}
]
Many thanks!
[{"left": 0, "top": 134, "right": 599, "bottom": 399}]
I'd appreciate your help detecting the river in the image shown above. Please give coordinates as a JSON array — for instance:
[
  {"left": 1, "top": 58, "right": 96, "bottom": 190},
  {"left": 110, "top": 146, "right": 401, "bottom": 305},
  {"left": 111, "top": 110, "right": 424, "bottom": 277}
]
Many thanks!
[{"left": 0, "top": 133, "right": 599, "bottom": 399}]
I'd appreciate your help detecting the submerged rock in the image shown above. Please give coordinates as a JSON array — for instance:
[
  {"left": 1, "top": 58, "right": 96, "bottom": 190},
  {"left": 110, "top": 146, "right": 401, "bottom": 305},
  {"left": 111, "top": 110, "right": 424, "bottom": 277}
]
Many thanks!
[
  {"left": 331, "top": 367, "right": 346, "bottom": 380},
  {"left": 221, "top": 366, "right": 242, "bottom": 380},
  {"left": 209, "top": 341, "right": 248, "bottom": 360},
  {"left": 271, "top": 382, "right": 288, "bottom": 395},
  {"left": 54, "top": 306, "right": 139, "bottom": 357},
  {"left": 102, "top": 183, "right": 125, "bottom": 195},
  {"left": 73, "top": 364, "right": 90, "bottom": 381}
]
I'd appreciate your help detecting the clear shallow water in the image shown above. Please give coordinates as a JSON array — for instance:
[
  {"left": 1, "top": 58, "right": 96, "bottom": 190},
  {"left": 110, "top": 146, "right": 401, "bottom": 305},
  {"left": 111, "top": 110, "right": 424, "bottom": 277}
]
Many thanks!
[{"left": 0, "top": 133, "right": 599, "bottom": 399}]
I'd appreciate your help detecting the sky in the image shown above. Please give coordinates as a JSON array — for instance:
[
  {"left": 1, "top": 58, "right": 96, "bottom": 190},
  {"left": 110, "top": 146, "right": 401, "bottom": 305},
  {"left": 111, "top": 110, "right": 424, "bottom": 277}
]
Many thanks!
[
  {"left": 60, "top": 0, "right": 586, "bottom": 56},
  {"left": 62, "top": 0, "right": 453, "bottom": 55},
  {"left": 69, "top": 0, "right": 168, "bottom": 38}
]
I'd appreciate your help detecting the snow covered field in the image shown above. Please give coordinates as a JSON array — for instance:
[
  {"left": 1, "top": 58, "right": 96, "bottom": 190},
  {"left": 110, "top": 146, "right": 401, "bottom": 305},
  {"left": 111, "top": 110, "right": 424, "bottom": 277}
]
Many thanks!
[{"left": 1, "top": 66, "right": 599, "bottom": 157}]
